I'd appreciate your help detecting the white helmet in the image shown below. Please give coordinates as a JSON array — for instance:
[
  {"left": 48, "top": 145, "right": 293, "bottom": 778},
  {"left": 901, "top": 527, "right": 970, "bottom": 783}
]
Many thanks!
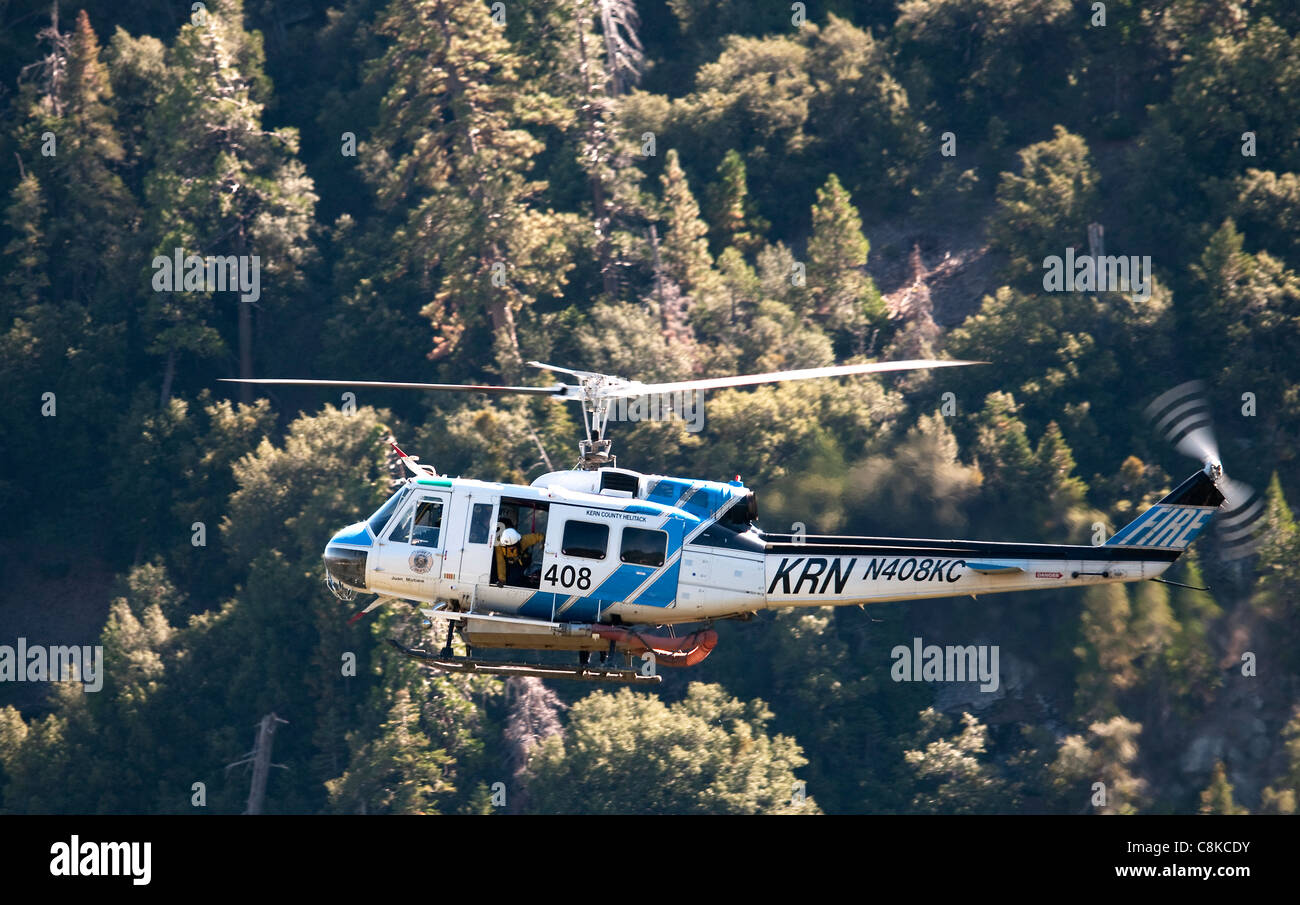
[{"left": 499, "top": 527, "right": 522, "bottom": 546}]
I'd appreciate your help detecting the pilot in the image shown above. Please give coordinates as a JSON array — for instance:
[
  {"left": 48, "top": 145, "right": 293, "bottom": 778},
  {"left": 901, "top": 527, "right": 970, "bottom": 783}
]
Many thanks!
[{"left": 494, "top": 518, "right": 545, "bottom": 586}]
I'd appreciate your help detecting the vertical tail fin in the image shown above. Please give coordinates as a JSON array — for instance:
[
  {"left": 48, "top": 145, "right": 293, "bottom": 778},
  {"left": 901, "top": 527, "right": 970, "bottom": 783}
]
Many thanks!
[{"left": 1106, "top": 469, "right": 1225, "bottom": 551}]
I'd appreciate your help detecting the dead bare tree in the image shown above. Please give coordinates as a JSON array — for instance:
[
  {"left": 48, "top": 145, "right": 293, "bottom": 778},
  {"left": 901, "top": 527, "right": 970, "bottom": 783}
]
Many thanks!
[{"left": 225, "top": 713, "right": 289, "bottom": 815}]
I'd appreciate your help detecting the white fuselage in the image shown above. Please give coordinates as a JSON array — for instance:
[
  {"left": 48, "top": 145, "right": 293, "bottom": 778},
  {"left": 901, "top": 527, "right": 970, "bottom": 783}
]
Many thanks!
[{"left": 322, "top": 467, "right": 1187, "bottom": 626}]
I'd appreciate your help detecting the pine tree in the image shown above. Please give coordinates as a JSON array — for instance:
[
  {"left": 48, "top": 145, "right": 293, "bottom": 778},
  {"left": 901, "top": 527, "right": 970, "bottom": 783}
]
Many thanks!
[
  {"left": 990, "top": 125, "right": 1099, "bottom": 279},
  {"left": 1259, "top": 707, "right": 1300, "bottom": 813},
  {"left": 0, "top": 173, "right": 50, "bottom": 313},
  {"left": 144, "top": 0, "right": 317, "bottom": 403},
  {"left": 1198, "top": 760, "right": 1248, "bottom": 814},
  {"left": 502, "top": 676, "right": 564, "bottom": 812},
  {"left": 3, "top": 11, "right": 139, "bottom": 517},
  {"left": 658, "top": 148, "right": 716, "bottom": 295},
  {"left": 48, "top": 10, "right": 137, "bottom": 303},
  {"left": 705, "top": 150, "right": 766, "bottom": 254},
  {"left": 12, "top": 0, "right": 160, "bottom": 254},
  {"left": 974, "top": 392, "right": 1039, "bottom": 517},
  {"left": 498, "top": 0, "right": 649, "bottom": 303},
  {"left": 804, "top": 15, "right": 928, "bottom": 202},
  {"left": 1251, "top": 475, "right": 1300, "bottom": 665},
  {"left": 1074, "top": 583, "right": 1138, "bottom": 720},
  {"left": 326, "top": 688, "right": 455, "bottom": 814},
  {"left": 805, "top": 173, "right": 883, "bottom": 339},
  {"left": 1033, "top": 420, "right": 1088, "bottom": 533},
  {"left": 362, "top": 0, "right": 573, "bottom": 374},
  {"left": 1162, "top": 552, "right": 1222, "bottom": 706},
  {"left": 564, "top": 0, "right": 647, "bottom": 298},
  {"left": 1255, "top": 474, "right": 1298, "bottom": 590}
]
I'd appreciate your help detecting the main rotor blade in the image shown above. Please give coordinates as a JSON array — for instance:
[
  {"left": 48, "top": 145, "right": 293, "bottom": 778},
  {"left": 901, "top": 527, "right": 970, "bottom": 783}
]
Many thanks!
[
  {"left": 603, "top": 359, "right": 985, "bottom": 398},
  {"left": 526, "top": 360, "right": 606, "bottom": 379},
  {"left": 220, "top": 378, "right": 567, "bottom": 396}
]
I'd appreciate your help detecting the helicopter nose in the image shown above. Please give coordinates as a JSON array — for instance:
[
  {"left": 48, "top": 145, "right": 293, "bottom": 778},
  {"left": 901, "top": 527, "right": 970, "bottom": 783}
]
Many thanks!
[
  {"left": 324, "top": 544, "right": 368, "bottom": 590},
  {"left": 323, "top": 522, "right": 371, "bottom": 593}
]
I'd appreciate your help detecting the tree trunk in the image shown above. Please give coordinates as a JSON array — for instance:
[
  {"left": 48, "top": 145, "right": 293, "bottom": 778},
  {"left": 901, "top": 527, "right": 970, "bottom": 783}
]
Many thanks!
[
  {"left": 159, "top": 346, "right": 175, "bottom": 407},
  {"left": 576, "top": 15, "right": 618, "bottom": 298},
  {"left": 487, "top": 292, "right": 523, "bottom": 372},
  {"left": 239, "top": 294, "right": 252, "bottom": 404}
]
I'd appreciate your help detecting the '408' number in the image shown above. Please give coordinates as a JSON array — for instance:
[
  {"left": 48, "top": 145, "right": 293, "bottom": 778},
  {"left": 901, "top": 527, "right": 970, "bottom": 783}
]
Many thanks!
[{"left": 544, "top": 564, "right": 592, "bottom": 590}]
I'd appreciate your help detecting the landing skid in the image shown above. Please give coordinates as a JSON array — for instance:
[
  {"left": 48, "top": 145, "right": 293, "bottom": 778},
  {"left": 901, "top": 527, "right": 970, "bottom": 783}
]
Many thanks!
[{"left": 387, "top": 639, "right": 662, "bottom": 685}]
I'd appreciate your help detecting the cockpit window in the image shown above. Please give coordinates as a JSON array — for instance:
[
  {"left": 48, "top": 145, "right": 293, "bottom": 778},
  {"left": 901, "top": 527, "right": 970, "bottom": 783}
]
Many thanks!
[{"left": 367, "top": 487, "right": 410, "bottom": 537}]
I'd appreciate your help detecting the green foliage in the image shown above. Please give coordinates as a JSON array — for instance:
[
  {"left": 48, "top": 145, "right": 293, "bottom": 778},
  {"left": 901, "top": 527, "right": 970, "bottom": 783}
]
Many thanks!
[
  {"left": 2, "top": 0, "right": 1299, "bottom": 817},
  {"left": 1260, "top": 707, "right": 1300, "bottom": 812},
  {"left": 904, "top": 708, "right": 1012, "bottom": 813},
  {"left": 1230, "top": 169, "right": 1300, "bottom": 264},
  {"left": 359, "top": 0, "right": 574, "bottom": 372},
  {"left": 806, "top": 173, "right": 884, "bottom": 339},
  {"left": 895, "top": 0, "right": 1076, "bottom": 138},
  {"left": 1198, "top": 760, "right": 1249, "bottom": 815},
  {"left": 326, "top": 687, "right": 455, "bottom": 814},
  {"left": 989, "top": 126, "right": 1100, "bottom": 278},
  {"left": 1050, "top": 716, "right": 1148, "bottom": 814},
  {"left": 1185, "top": 222, "right": 1300, "bottom": 449},
  {"left": 946, "top": 280, "right": 1174, "bottom": 474},
  {"left": 804, "top": 15, "right": 929, "bottom": 202},
  {"left": 1164, "top": 17, "right": 1300, "bottom": 178},
  {"left": 522, "top": 683, "right": 818, "bottom": 814},
  {"left": 143, "top": 0, "right": 317, "bottom": 398},
  {"left": 704, "top": 150, "right": 767, "bottom": 255},
  {"left": 657, "top": 149, "right": 716, "bottom": 295}
]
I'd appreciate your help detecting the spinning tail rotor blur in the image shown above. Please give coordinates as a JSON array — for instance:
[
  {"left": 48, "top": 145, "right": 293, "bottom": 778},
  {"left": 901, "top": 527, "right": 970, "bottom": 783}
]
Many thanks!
[{"left": 1145, "top": 381, "right": 1263, "bottom": 560}]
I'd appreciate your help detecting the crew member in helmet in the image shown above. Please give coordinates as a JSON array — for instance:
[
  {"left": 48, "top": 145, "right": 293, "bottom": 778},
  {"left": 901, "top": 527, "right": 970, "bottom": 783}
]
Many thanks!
[{"left": 494, "top": 517, "right": 545, "bottom": 586}]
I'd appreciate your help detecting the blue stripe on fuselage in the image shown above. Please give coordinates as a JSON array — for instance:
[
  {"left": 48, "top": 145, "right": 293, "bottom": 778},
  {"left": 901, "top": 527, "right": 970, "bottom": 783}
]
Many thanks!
[
  {"left": 637, "top": 560, "right": 681, "bottom": 608},
  {"left": 515, "top": 559, "right": 680, "bottom": 622}
]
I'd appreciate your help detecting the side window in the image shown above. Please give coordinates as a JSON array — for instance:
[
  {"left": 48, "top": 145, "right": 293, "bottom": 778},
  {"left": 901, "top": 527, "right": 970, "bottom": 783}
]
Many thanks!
[
  {"left": 410, "top": 499, "right": 443, "bottom": 546},
  {"left": 621, "top": 527, "right": 667, "bottom": 567},
  {"left": 468, "top": 503, "right": 494, "bottom": 544},
  {"left": 562, "top": 521, "right": 609, "bottom": 560}
]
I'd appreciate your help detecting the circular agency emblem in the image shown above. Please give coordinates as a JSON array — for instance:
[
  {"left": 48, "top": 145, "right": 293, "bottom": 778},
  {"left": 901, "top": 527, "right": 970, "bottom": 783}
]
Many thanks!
[{"left": 408, "top": 550, "right": 434, "bottom": 574}]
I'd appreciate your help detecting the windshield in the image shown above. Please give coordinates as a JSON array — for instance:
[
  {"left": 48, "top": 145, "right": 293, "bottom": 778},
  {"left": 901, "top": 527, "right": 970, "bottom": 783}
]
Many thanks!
[{"left": 367, "top": 487, "right": 410, "bottom": 536}]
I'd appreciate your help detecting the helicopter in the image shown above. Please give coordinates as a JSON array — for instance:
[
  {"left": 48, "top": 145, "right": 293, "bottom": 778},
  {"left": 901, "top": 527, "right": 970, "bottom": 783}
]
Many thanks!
[{"left": 224, "top": 360, "right": 1229, "bottom": 685}]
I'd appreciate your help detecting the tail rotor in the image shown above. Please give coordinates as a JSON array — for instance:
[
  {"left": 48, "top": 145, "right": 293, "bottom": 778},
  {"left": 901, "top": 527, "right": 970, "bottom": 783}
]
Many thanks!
[{"left": 1145, "top": 381, "right": 1263, "bottom": 560}]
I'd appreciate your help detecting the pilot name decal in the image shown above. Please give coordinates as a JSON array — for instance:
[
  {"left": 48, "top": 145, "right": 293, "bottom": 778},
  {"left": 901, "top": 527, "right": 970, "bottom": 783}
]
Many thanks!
[{"left": 767, "top": 556, "right": 967, "bottom": 595}]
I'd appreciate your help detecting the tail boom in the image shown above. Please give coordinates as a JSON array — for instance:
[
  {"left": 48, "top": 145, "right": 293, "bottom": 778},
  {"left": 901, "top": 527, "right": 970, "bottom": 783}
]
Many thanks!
[{"left": 759, "top": 469, "right": 1221, "bottom": 609}]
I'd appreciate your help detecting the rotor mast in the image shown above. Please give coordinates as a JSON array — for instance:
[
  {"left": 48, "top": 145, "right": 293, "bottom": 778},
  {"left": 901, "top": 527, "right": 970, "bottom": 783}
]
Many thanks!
[
  {"left": 527, "top": 363, "right": 621, "bottom": 469},
  {"left": 577, "top": 390, "right": 616, "bottom": 470}
]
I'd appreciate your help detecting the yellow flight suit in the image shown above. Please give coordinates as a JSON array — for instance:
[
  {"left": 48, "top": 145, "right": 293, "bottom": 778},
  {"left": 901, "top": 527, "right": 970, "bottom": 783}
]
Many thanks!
[{"left": 495, "top": 533, "right": 545, "bottom": 583}]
